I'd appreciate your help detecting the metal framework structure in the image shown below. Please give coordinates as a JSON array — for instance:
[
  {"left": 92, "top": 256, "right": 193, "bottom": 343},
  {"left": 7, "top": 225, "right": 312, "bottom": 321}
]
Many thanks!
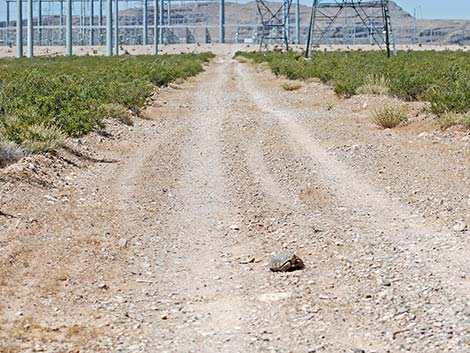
[
  {"left": 0, "top": 0, "right": 226, "bottom": 57},
  {"left": 306, "top": 0, "right": 395, "bottom": 57},
  {"left": 2, "top": 0, "right": 460, "bottom": 58},
  {"left": 255, "top": 0, "right": 292, "bottom": 49}
]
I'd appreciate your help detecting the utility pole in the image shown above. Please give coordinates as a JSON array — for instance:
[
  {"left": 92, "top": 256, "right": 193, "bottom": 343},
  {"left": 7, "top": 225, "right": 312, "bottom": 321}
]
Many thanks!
[
  {"left": 295, "top": 0, "right": 300, "bottom": 44},
  {"left": 154, "top": 0, "right": 158, "bottom": 54},
  {"left": 6, "top": 1, "right": 10, "bottom": 46},
  {"left": 27, "top": 0, "right": 33, "bottom": 57},
  {"left": 66, "top": 0, "right": 72, "bottom": 55},
  {"left": 159, "top": 0, "right": 164, "bottom": 44},
  {"left": 143, "top": 0, "right": 148, "bottom": 44},
  {"left": 99, "top": 0, "right": 103, "bottom": 44},
  {"left": 38, "top": 0, "right": 42, "bottom": 45},
  {"left": 114, "top": 0, "right": 119, "bottom": 55},
  {"left": 90, "top": 0, "right": 94, "bottom": 45},
  {"left": 106, "top": 0, "right": 112, "bottom": 55},
  {"left": 219, "top": 0, "right": 225, "bottom": 43},
  {"left": 305, "top": 0, "right": 319, "bottom": 58},
  {"left": 17, "top": 0, "right": 23, "bottom": 57},
  {"left": 167, "top": 0, "right": 171, "bottom": 43}
]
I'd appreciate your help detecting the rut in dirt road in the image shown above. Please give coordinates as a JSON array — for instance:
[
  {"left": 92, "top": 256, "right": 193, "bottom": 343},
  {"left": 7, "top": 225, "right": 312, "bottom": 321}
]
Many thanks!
[{"left": 111, "top": 58, "right": 469, "bottom": 353}]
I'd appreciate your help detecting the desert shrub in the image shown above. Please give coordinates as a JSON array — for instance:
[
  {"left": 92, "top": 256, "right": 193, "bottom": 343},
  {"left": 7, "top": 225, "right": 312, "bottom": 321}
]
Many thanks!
[
  {"left": 21, "top": 124, "right": 66, "bottom": 152},
  {"left": 0, "top": 141, "right": 28, "bottom": 166},
  {"left": 235, "top": 50, "right": 470, "bottom": 114},
  {"left": 99, "top": 103, "right": 133, "bottom": 125},
  {"left": 280, "top": 80, "right": 302, "bottom": 91},
  {"left": 463, "top": 114, "right": 470, "bottom": 129},
  {"left": 372, "top": 105, "right": 408, "bottom": 129},
  {"left": 334, "top": 79, "right": 356, "bottom": 97},
  {"left": 236, "top": 56, "right": 251, "bottom": 63},
  {"left": 0, "top": 53, "right": 214, "bottom": 153},
  {"left": 438, "top": 112, "right": 470, "bottom": 130},
  {"left": 357, "top": 74, "right": 390, "bottom": 96}
]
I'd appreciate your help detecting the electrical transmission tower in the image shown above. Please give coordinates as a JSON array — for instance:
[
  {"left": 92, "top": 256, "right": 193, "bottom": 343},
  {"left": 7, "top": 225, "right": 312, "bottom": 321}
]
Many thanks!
[
  {"left": 306, "top": 0, "right": 395, "bottom": 57},
  {"left": 256, "top": 0, "right": 293, "bottom": 49}
]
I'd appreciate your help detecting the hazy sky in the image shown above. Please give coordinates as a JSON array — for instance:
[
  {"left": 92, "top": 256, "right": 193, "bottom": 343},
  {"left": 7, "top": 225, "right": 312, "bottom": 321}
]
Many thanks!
[{"left": 395, "top": 0, "right": 470, "bottom": 19}]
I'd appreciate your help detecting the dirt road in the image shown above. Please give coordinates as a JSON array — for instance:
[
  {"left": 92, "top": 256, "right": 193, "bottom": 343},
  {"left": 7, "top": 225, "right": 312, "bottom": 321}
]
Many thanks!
[{"left": 1, "top": 57, "right": 469, "bottom": 353}]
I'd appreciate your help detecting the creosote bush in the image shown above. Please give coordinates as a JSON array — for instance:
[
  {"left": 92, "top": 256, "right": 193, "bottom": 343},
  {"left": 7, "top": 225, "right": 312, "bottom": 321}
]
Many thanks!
[
  {"left": 99, "top": 103, "right": 133, "bottom": 126},
  {"left": 235, "top": 50, "right": 470, "bottom": 116},
  {"left": 372, "top": 105, "right": 408, "bottom": 129},
  {"left": 0, "top": 53, "right": 214, "bottom": 155}
]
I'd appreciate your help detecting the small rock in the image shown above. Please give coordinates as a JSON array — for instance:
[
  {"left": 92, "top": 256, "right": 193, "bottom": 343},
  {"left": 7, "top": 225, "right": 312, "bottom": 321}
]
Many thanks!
[
  {"left": 98, "top": 283, "right": 108, "bottom": 290},
  {"left": 453, "top": 221, "right": 467, "bottom": 232},
  {"left": 381, "top": 278, "right": 392, "bottom": 287},
  {"left": 229, "top": 225, "right": 240, "bottom": 231},
  {"left": 27, "top": 163, "right": 37, "bottom": 172},
  {"left": 119, "top": 238, "right": 128, "bottom": 248},
  {"left": 161, "top": 313, "right": 169, "bottom": 320}
]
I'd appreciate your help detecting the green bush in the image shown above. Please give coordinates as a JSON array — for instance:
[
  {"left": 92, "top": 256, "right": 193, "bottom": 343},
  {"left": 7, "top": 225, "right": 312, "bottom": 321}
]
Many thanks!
[
  {"left": 0, "top": 53, "right": 214, "bottom": 152},
  {"left": 235, "top": 50, "right": 470, "bottom": 115}
]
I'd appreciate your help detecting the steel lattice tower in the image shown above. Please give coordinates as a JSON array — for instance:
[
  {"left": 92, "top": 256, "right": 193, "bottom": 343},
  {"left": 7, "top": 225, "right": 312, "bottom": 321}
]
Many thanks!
[
  {"left": 256, "top": 0, "right": 293, "bottom": 49},
  {"left": 306, "top": 0, "right": 395, "bottom": 57}
]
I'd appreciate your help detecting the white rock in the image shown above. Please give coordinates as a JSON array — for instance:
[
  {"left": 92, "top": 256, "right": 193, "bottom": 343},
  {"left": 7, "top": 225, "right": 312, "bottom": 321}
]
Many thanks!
[{"left": 453, "top": 221, "right": 467, "bottom": 232}]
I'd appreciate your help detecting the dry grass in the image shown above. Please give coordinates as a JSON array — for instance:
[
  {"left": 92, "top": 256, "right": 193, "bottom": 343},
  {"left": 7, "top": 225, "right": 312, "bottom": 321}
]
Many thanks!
[
  {"left": 357, "top": 74, "right": 390, "bottom": 96},
  {"left": 236, "top": 56, "right": 251, "bottom": 64},
  {"left": 173, "top": 77, "right": 185, "bottom": 85},
  {"left": 100, "top": 103, "right": 133, "bottom": 126},
  {"left": 280, "top": 80, "right": 302, "bottom": 91},
  {"left": 24, "top": 125, "right": 66, "bottom": 152},
  {"left": 372, "top": 105, "right": 408, "bottom": 129},
  {"left": 306, "top": 77, "right": 322, "bottom": 84},
  {"left": 255, "top": 62, "right": 271, "bottom": 73},
  {"left": 438, "top": 112, "right": 470, "bottom": 130}
]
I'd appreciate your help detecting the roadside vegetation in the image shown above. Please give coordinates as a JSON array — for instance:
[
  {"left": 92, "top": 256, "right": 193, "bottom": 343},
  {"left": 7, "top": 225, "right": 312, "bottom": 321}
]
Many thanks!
[
  {"left": 280, "top": 80, "right": 302, "bottom": 91},
  {"left": 372, "top": 105, "right": 408, "bottom": 129},
  {"left": 0, "top": 53, "right": 213, "bottom": 163},
  {"left": 236, "top": 50, "right": 470, "bottom": 129}
]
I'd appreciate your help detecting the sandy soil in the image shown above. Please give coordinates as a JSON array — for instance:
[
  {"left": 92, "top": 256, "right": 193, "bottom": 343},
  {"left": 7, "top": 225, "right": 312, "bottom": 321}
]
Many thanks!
[
  {"left": 0, "top": 56, "right": 469, "bottom": 353},
  {"left": 1, "top": 43, "right": 469, "bottom": 58}
]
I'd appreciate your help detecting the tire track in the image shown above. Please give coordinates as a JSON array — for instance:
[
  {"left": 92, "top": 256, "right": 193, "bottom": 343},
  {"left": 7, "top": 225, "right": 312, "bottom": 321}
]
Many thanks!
[{"left": 236, "top": 61, "right": 470, "bottom": 353}]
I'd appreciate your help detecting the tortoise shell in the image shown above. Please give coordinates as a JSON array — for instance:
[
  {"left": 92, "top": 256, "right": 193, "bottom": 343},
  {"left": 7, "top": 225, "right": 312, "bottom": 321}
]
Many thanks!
[{"left": 269, "top": 252, "right": 304, "bottom": 272}]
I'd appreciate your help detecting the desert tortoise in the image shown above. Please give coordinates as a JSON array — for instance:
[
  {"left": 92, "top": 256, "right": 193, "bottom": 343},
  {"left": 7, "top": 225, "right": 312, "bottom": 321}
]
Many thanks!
[{"left": 269, "top": 251, "right": 304, "bottom": 272}]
